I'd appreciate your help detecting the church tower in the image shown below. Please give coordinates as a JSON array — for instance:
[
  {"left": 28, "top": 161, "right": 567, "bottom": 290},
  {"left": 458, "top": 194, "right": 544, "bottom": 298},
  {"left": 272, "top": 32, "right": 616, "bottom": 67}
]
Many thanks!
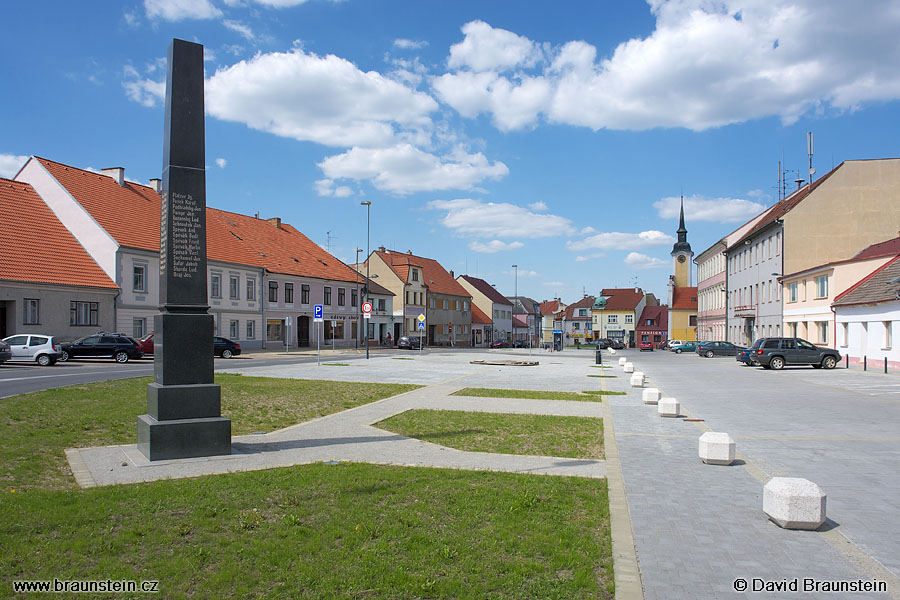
[{"left": 670, "top": 196, "right": 693, "bottom": 287}]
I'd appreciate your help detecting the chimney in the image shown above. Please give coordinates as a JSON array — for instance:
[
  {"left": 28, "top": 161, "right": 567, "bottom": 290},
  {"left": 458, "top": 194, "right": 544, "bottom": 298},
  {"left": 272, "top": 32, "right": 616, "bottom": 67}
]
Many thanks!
[
  {"left": 149, "top": 178, "right": 161, "bottom": 194},
  {"left": 378, "top": 246, "right": 386, "bottom": 253},
  {"left": 407, "top": 250, "right": 413, "bottom": 255},
  {"left": 266, "top": 217, "right": 282, "bottom": 229},
  {"left": 449, "top": 270, "right": 454, "bottom": 278},
  {"left": 102, "top": 167, "right": 125, "bottom": 187},
  {"left": 635, "top": 287, "right": 640, "bottom": 293}
]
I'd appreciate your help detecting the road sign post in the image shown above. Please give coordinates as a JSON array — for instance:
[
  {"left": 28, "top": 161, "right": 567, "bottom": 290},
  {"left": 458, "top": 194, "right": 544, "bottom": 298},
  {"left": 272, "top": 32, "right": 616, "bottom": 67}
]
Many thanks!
[
  {"left": 417, "top": 314, "right": 426, "bottom": 355},
  {"left": 314, "top": 305, "right": 323, "bottom": 366}
]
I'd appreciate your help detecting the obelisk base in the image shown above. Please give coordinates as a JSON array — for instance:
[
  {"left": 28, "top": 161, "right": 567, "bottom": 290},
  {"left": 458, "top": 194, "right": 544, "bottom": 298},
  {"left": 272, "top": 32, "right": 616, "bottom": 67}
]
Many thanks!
[{"left": 137, "top": 414, "right": 231, "bottom": 461}]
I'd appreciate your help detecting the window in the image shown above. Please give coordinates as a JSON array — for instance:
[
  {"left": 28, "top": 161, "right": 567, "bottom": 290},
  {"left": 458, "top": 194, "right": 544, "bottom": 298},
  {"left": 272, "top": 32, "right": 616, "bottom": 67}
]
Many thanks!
[
  {"left": 817, "top": 321, "right": 828, "bottom": 344},
  {"left": 378, "top": 299, "right": 386, "bottom": 311},
  {"left": 608, "top": 315, "right": 618, "bottom": 323},
  {"left": 412, "top": 269, "right": 419, "bottom": 281},
  {"left": 324, "top": 286, "right": 332, "bottom": 305},
  {"left": 133, "top": 318, "right": 146, "bottom": 338},
  {"left": 246, "top": 320, "right": 256, "bottom": 339},
  {"left": 443, "top": 299, "right": 449, "bottom": 310},
  {"left": 578, "top": 309, "right": 587, "bottom": 317},
  {"left": 210, "top": 273, "right": 222, "bottom": 298},
  {"left": 301, "top": 284, "right": 310, "bottom": 304},
  {"left": 788, "top": 282, "right": 798, "bottom": 302},
  {"left": 625, "top": 314, "right": 633, "bottom": 324},
  {"left": 885, "top": 321, "right": 893, "bottom": 349},
  {"left": 841, "top": 322, "right": 849, "bottom": 347},
  {"left": 430, "top": 297, "right": 436, "bottom": 309},
  {"left": 266, "top": 319, "right": 283, "bottom": 341},
  {"left": 70, "top": 301, "right": 98, "bottom": 326},
  {"left": 815, "top": 276, "right": 828, "bottom": 299},
  {"left": 285, "top": 283, "right": 294, "bottom": 304},
  {"left": 229, "top": 275, "right": 240, "bottom": 299},
  {"left": 406, "top": 291, "right": 412, "bottom": 305},
  {"left": 133, "top": 264, "right": 146, "bottom": 292},
  {"left": 247, "top": 278, "right": 256, "bottom": 301},
  {"left": 230, "top": 320, "right": 239, "bottom": 339},
  {"left": 463, "top": 301, "right": 468, "bottom": 311},
  {"left": 338, "top": 288, "right": 345, "bottom": 306},
  {"left": 268, "top": 281, "right": 278, "bottom": 303},
  {"left": 689, "top": 315, "right": 697, "bottom": 326},
  {"left": 351, "top": 289, "right": 358, "bottom": 307},
  {"left": 456, "top": 300, "right": 461, "bottom": 311},
  {"left": 573, "top": 322, "right": 580, "bottom": 330},
  {"left": 24, "top": 299, "right": 39, "bottom": 324},
  {"left": 646, "top": 319, "right": 653, "bottom": 326}
]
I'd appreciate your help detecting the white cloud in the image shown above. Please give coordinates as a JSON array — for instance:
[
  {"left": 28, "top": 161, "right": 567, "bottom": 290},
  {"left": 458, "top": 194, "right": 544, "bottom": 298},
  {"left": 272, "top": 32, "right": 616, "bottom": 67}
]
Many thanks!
[
  {"left": 319, "top": 145, "right": 508, "bottom": 195},
  {"left": 575, "top": 252, "right": 605, "bottom": 263},
  {"left": 223, "top": 19, "right": 255, "bottom": 41},
  {"left": 0, "top": 153, "right": 28, "bottom": 178},
  {"left": 205, "top": 48, "right": 438, "bottom": 148},
  {"left": 447, "top": 20, "right": 544, "bottom": 72},
  {"left": 215, "top": 158, "right": 227, "bottom": 168},
  {"left": 252, "top": 0, "right": 310, "bottom": 6},
  {"left": 504, "top": 269, "right": 539, "bottom": 278},
  {"left": 428, "top": 198, "right": 573, "bottom": 239},
  {"left": 543, "top": 281, "right": 565, "bottom": 287},
  {"left": 624, "top": 252, "right": 668, "bottom": 270},
  {"left": 468, "top": 240, "right": 524, "bottom": 253},
  {"left": 394, "top": 39, "right": 428, "bottom": 50},
  {"left": 566, "top": 230, "right": 674, "bottom": 252},
  {"left": 122, "top": 64, "right": 165, "bottom": 107},
  {"left": 654, "top": 194, "right": 767, "bottom": 223},
  {"left": 528, "top": 201, "right": 548, "bottom": 211},
  {"left": 435, "top": 4, "right": 900, "bottom": 132},
  {"left": 144, "top": 0, "right": 222, "bottom": 21},
  {"left": 314, "top": 178, "right": 353, "bottom": 198}
]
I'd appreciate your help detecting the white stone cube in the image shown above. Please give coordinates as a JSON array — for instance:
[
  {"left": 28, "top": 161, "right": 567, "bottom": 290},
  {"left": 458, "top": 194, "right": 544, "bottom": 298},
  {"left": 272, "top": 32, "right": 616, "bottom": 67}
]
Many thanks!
[
  {"left": 618, "top": 356, "right": 627, "bottom": 366},
  {"left": 609, "top": 348, "right": 617, "bottom": 355},
  {"left": 630, "top": 372, "right": 644, "bottom": 387},
  {"left": 623, "top": 362, "right": 634, "bottom": 373},
  {"left": 698, "top": 432, "right": 736, "bottom": 465},
  {"left": 658, "top": 397, "right": 680, "bottom": 417},
  {"left": 763, "top": 477, "right": 826, "bottom": 530},
  {"left": 642, "top": 388, "right": 661, "bottom": 405}
]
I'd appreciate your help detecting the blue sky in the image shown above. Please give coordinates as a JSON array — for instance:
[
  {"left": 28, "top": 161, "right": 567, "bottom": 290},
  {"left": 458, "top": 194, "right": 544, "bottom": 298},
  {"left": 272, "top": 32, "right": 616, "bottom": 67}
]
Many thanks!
[{"left": 3, "top": 0, "right": 899, "bottom": 302}]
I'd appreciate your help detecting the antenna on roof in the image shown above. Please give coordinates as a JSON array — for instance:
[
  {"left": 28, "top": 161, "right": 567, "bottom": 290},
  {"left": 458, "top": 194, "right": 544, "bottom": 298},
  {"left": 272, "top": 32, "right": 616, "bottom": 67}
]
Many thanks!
[
  {"left": 326, "top": 231, "right": 338, "bottom": 253},
  {"left": 807, "top": 131, "right": 815, "bottom": 186}
]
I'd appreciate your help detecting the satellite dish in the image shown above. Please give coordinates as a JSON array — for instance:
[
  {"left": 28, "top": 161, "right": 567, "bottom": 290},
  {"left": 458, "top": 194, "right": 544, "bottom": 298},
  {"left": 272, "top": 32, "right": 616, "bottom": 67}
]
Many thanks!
[{"left": 809, "top": 168, "right": 816, "bottom": 175}]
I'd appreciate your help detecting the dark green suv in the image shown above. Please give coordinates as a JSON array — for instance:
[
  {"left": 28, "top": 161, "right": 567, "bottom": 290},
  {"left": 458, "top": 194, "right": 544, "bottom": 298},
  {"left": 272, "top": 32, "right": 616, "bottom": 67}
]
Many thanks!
[{"left": 752, "top": 337, "right": 841, "bottom": 370}]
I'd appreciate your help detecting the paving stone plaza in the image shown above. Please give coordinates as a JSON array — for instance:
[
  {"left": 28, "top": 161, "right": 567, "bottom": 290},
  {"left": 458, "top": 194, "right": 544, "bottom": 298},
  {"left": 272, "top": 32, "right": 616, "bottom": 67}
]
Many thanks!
[{"left": 70, "top": 348, "right": 900, "bottom": 599}]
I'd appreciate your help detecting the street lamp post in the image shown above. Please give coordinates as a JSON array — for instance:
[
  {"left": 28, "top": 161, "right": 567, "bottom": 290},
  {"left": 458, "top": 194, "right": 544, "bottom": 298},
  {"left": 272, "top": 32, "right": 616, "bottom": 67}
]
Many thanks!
[
  {"left": 355, "top": 248, "right": 362, "bottom": 349},
  {"left": 512, "top": 264, "right": 518, "bottom": 344},
  {"left": 361, "top": 201, "right": 372, "bottom": 359}
]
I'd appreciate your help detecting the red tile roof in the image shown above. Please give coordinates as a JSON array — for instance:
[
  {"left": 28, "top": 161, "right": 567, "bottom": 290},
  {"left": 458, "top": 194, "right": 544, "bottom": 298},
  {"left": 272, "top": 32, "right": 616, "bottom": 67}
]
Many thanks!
[
  {"left": 635, "top": 305, "right": 668, "bottom": 332},
  {"left": 852, "top": 235, "right": 900, "bottom": 261},
  {"left": 833, "top": 256, "right": 900, "bottom": 307},
  {"left": 375, "top": 249, "right": 470, "bottom": 297},
  {"left": 599, "top": 288, "right": 644, "bottom": 310},
  {"left": 459, "top": 274, "right": 512, "bottom": 305},
  {"left": 563, "top": 296, "right": 596, "bottom": 320},
  {"left": 471, "top": 303, "right": 492, "bottom": 324},
  {"left": 671, "top": 287, "right": 698, "bottom": 311},
  {"left": 0, "top": 178, "right": 117, "bottom": 289},
  {"left": 37, "top": 157, "right": 363, "bottom": 283},
  {"left": 539, "top": 299, "right": 560, "bottom": 315}
]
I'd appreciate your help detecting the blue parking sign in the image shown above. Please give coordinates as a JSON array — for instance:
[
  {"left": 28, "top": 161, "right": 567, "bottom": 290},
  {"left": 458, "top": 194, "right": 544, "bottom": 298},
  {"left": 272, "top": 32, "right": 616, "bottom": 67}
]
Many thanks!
[{"left": 314, "top": 304, "right": 323, "bottom": 320}]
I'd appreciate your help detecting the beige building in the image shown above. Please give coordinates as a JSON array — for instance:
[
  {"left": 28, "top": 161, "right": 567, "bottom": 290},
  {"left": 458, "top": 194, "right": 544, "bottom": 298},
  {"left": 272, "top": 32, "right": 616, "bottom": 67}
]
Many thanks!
[{"left": 781, "top": 236, "right": 900, "bottom": 347}]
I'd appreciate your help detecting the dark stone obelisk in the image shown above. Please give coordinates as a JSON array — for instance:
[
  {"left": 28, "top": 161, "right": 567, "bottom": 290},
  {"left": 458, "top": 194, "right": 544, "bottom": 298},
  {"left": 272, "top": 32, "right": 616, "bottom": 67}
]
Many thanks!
[{"left": 137, "top": 39, "right": 231, "bottom": 461}]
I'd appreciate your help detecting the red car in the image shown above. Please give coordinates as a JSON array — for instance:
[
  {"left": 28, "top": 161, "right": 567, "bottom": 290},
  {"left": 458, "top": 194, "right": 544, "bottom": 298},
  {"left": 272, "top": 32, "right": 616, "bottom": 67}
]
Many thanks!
[
  {"left": 138, "top": 333, "right": 155, "bottom": 354},
  {"left": 640, "top": 341, "right": 654, "bottom": 351}
]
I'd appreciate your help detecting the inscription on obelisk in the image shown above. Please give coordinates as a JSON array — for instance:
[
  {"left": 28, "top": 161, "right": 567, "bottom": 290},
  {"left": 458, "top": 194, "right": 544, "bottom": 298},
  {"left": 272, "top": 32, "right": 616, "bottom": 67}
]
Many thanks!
[{"left": 137, "top": 38, "right": 231, "bottom": 461}]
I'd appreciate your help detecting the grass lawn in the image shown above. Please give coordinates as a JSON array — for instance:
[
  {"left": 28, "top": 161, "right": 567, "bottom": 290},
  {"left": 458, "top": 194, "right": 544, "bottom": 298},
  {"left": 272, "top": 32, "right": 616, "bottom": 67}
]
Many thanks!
[
  {"left": 376, "top": 409, "right": 604, "bottom": 459},
  {"left": 0, "top": 377, "right": 614, "bottom": 598},
  {"left": 587, "top": 375, "right": 616, "bottom": 378},
  {"left": 0, "top": 374, "right": 418, "bottom": 490},
  {"left": 451, "top": 387, "right": 625, "bottom": 401}
]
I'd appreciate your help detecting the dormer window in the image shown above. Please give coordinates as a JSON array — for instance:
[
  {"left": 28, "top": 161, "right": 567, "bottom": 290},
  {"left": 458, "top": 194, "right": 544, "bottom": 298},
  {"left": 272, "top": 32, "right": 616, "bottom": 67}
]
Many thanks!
[{"left": 412, "top": 269, "right": 419, "bottom": 281}]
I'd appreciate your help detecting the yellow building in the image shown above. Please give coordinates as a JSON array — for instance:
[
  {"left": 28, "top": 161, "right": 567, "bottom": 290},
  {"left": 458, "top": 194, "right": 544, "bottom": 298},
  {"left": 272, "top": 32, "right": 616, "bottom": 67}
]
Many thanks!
[{"left": 667, "top": 198, "right": 698, "bottom": 341}]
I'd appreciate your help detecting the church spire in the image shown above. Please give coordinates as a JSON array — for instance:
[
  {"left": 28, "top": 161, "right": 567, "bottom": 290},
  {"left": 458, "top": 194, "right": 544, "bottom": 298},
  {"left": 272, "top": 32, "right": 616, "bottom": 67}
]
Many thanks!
[{"left": 671, "top": 195, "right": 693, "bottom": 255}]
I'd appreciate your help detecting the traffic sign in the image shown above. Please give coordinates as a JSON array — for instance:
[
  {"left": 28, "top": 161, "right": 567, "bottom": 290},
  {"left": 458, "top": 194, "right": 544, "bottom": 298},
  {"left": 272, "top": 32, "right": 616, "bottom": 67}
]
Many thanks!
[
  {"left": 417, "top": 314, "right": 426, "bottom": 323},
  {"left": 363, "top": 312, "right": 371, "bottom": 319},
  {"left": 362, "top": 301, "right": 373, "bottom": 314},
  {"left": 417, "top": 322, "right": 425, "bottom": 331},
  {"left": 314, "top": 304, "right": 324, "bottom": 322}
]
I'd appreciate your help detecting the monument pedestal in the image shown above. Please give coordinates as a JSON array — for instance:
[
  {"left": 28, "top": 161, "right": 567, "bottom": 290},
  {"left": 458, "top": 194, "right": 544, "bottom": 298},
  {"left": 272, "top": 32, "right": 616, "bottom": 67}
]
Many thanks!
[{"left": 138, "top": 414, "right": 231, "bottom": 461}]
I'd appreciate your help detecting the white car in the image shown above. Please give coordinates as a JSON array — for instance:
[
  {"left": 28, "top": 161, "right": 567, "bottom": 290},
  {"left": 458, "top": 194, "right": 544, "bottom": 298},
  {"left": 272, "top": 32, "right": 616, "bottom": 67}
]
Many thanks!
[
  {"left": 665, "top": 339, "right": 684, "bottom": 350},
  {"left": 2, "top": 334, "right": 63, "bottom": 366}
]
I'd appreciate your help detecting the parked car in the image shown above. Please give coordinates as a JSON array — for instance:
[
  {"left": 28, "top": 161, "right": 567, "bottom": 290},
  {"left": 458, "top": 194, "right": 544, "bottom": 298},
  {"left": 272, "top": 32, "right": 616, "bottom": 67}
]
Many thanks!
[
  {"left": 656, "top": 340, "right": 669, "bottom": 349},
  {"left": 513, "top": 339, "right": 530, "bottom": 348},
  {"left": 736, "top": 340, "right": 762, "bottom": 365},
  {"left": 609, "top": 339, "right": 626, "bottom": 350},
  {"left": 489, "top": 339, "right": 509, "bottom": 348},
  {"left": 671, "top": 341, "right": 699, "bottom": 354},
  {"left": 59, "top": 333, "right": 143, "bottom": 363},
  {"left": 752, "top": 337, "right": 841, "bottom": 370},
  {"left": 640, "top": 341, "right": 654, "bottom": 351},
  {"left": 214, "top": 336, "right": 241, "bottom": 358},
  {"left": 697, "top": 341, "right": 745, "bottom": 358},
  {"left": 666, "top": 340, "right": 684, "bottom": 350},
  {"left": 0, "top": 340, "right": 12, "bottom": 364},
  {"left": 138, "top": 333, "right": 155, "bottom": 354},
  {"left": 397, "top": 336, "right": 421, "bottom": 350},
  {"left": 2, "top": 334, "right": 63, "bottom": 366},
  {"left": 596, "top": 338, "right": 610, "bottom": 349}
]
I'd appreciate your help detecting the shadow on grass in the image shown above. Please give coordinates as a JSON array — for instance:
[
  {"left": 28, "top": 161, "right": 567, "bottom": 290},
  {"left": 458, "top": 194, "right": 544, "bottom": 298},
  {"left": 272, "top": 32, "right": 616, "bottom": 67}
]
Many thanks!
[{"left": 406, "top": 428, "right": 488, "bottom": 442}]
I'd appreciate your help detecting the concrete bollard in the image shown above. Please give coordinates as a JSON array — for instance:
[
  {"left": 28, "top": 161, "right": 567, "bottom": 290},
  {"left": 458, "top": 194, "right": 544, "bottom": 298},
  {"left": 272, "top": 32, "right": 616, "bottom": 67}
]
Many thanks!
[
  {"left": 630, "top": 372, "right": 644, "bottom": 387},
  {"left": 623, "top": 362, "right": 634, "bottom": 373},
  {"left": 618, "top": 356, "right": 627, "bottom": 366},
  {"left": 658, "top": 397, "right": 680, "bottom": 417},
  {"left": 642, "top": 388, "right": 661, "bottom": 404},
  {"left": 763, "top": 478, "right": 826, "bottom": 530},
  {"left": 698, "top": 432, "right": 735, "bottom": 465}
]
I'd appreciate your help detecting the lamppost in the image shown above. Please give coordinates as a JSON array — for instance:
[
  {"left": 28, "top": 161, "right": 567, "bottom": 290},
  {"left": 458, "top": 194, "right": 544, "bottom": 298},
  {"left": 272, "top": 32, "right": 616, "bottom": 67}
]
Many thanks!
[
  {"left": 512, "top": 264, "right": 518, "bottom": 343},
  {"left": 354, "top": 247, "right": 362, "bottom": 349},
  {"left": 361, "top": 201, "right": 372, "bottom": 359}
]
